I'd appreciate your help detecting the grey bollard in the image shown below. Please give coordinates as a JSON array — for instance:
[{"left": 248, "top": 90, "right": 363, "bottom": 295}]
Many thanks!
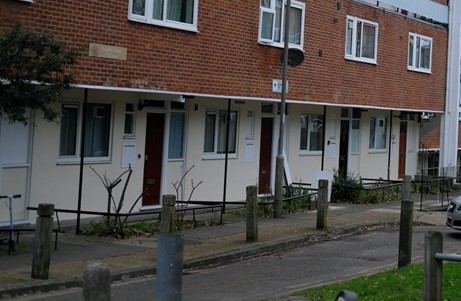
[
  {"left": 31, "top": 203, "right": 54, "bottom": 279},
  {"left": 246, "top": 186, "right": 258, "bottom": 242},
  {"left": 398, "top": 175, "right": 413, "bottom": 268},
  {"left": 156, "top": 233, "right": 184, "bottom": 301},
  {"left": 424, "top": 231, "right": 443, "bottom": 301},
  {"left": 160, "top": 194, "right": 176, "bottom": 233},
  {"left": 317, "top": 179, "right": 328, "bottom": 229},
  {"left": 83, "top": 263, "right": 111, "bottom": 301}
]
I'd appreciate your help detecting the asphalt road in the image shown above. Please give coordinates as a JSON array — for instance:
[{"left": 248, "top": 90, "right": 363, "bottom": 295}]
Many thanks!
[{"left": 14, "top": 226, "right": 461, "bottom": 301}]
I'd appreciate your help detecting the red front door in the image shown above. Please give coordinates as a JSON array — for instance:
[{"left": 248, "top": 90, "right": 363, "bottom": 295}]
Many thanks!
[
  {"left": 258, "top": 117, "right": 273, "bottom": 194},
  {"left": 398, "top": 122, "right": 407, "bottom": 179},
  {"left": 142, "top": 113, "right": 165, "bottom": 206}
]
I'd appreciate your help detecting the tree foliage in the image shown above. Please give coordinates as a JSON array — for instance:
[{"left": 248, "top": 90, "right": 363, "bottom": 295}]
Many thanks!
[{"left": 0, "top": 23, "right": 78, "bottom": 124}]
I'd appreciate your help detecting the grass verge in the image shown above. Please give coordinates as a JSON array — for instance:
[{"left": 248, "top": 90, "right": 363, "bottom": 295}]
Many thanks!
[{"left": 294, "top": 262, "right": 461, "bottom": 301}]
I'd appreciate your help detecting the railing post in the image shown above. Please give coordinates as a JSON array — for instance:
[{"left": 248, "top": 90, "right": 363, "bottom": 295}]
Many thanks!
[
  {"left": 160, "top": 194, "right": 176, "bottom": 233},
  {"left": 398, "top": 175, "right": 413, "bottom": 268},
  {"left": 424, "top": 231, "right": 443, "bottom": 301},
  {"left": 246, "top": 185, "right": 258, "bottom": 242},
  {"left": 31, "top": 203, "right": 54, "bottom": 279},
  {"left": 156, "top": 233, "right": 183, "bottom": 301},
  {"left": 83, "top": 263, "right": 111, "bottom": 301},
  {"left": 317, "top": 179, "right": 328, "bottom": 230}
]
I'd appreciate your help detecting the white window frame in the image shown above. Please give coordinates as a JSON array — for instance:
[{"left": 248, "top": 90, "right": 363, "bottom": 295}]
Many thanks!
[
  {"left": 58, "top": 101, "right": 113, "bottom": 163},
  {"left": 369, "top": 117, "right": 387, "bottom": 152},
  {"left": 408, "top": 33, "right": 432, "bottom": 74},
  {"left": 124, "top": 103, "right": 136, "bottom": 137},
  {"left": 203, "top": 109, "right": 239, "bottom": 159},
  {"left": 345, "top": 16, "right": 378, "bottom": 64},
  {"left": 299, "top": 113, "right": 324, "bottom": 154},
  {"left": 258, "top": 0, "right": 305, "bottom": 50},
  {"left": 128, "top": 0, "right": 198, "bottom": 32}
]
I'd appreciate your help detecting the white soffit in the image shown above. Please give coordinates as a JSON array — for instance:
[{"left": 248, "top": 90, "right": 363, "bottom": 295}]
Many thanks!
[{"left": 377, "top": 0, "right": 448, "bottom": 23}]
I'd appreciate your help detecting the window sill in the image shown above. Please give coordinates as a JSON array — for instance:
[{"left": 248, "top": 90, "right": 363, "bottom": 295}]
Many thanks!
[
  {"left": 258, "top": 41, "right": 303, "bottom": 51},
  {"left": 368, "top": 149, "right": 387, "bottom": 154},
  {"left": 202, "top": 154, "right": 238, "bottom": 160},
  {"left": 128, "top": 17, "right": 198, "bottom": 33},
  {"left": 345, "top": 56, "right": 377, "bottom": 65},
  {"left": 57, "top": 158, "right": 112, "bottom": 165},
  {"left": 407, "top": 67, "right": 431, "bottom": 74},
  {"left": 299, "top": 151, "right": 322, "bottom": 156}
]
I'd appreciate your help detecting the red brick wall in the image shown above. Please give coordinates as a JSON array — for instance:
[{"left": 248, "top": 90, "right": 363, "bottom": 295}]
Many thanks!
[{"left": 0, "top": 0, "right": 447, "bottom": 111}]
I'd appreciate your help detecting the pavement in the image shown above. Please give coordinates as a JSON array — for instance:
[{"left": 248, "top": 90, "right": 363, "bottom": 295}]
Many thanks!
[{"left": 0, "top": 200, "right": 450, "bottom": 299}]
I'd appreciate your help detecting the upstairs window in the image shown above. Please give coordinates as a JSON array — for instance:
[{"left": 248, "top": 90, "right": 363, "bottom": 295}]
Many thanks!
[
  {"left": 129, "top": 0, "right": 198, "bottom": 32},
  {"left": 408, "top": 33, "right": 432, "bottom": 73},
  {"left": 259, "top": 0, "right": 305, "bottom": 49},
  {"left": 300, "top": 114, "right": 324, "bottom": 153},
  {"left": 345, "top": 16, "right": 378, "bottom": 64}
]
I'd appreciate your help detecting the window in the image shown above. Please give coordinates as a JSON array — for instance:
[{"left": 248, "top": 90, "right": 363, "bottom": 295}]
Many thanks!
[
  {"left": 124, "top": 103, "right": 135, "bottom": 136},
  {"left": 350, "top": 120, "right": 360, "bottom": 154},
  {"left": 408, "top": 33, "right": 432, "bottom": 73},
  {"left": 345, "top": 16, "right": 378, "bottom": 64},
  {"left": 59, "top": 103, "right": 112, "bottom": 160},
  {"left": 129, "top": 0, "right": 198, "bottom": 32},
  {"left": 300, "top": 114, "right": 324, "bottom": 152},
  {"left": 259, "top": 0, "right": 305, "bottom": 49},
  {"left": 204, "top": 109, "right": 238, "bottom": 156},
  {"left": 168, "top": 112, "right": 185, "bottom": 159},
  {"left": 369, "top": 117, "right": 387, "bottom": 151}
]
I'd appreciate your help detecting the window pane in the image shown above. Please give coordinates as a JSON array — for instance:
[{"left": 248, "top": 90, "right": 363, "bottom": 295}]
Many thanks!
[
  {"left": 261, "top": 11, "right": 275, "bottom": 40},
  {"left": 85, "top": 104, "right": 111, "bottom": 157},
  {"left": 153, "top": 0, "right": 163, "bottom": 20},
  {"left": 289, "top": 6, "right": 302, "bottom": 45},
  {"left": 356, "top": 21, "right": 362, "bottom": 58},
  {"left": 60, "top": 105, "right": 78, "bottom": 156},
  {"left": 420, "top": 38, "right": 431, "bottom": 70},
  {"left": 408, "top": 35, "right": 414, "bottom": 67},
  {"left": 309, "top": 114, "right": 323, "bottom": 151},
  {"left": 124, "top": 114, "right": 134, "bottom": 135},
  {"left": 204, "top": 112, "right": 215, "bottom": 153},
  {"left": 274, "top": 0, "right": 283, "bottom": 43},
  {"left": 361, "top": 23, "right": 376, "bottom": 59},
  {"left": 375, "top": 119, "right": 386, "bottom": 149},
  {"left": 261, "top": 0, "right": 271, "bottom": 8},
  {"left": 300, "top": 115, "right": 308, "bottom": 150},
  {"left": 132, "top": 0, "right": 146, "bottom": 15},
  {"left": 369, "top": 118, "right": 376, "bottom": 149},
  {"left": 217, "top": 111, "right": 228, "bottom": 154},
  {"left": 228, "top": 111, "right": 237, "bottom": 153},
  {"left": 416, "top": 37, "right": 421, "bottom": 69},
  {"left": 346, "top": 19, "right": 354, "bottom": 55},
  {"left": 169, "top": 112, "right": 185, "bottom": 159},
  {"left": 350, "top": 120, "right": 360, "bottom": 154},
  {"left": 167, "top": 0, "right": 194, "bottom": 24}
]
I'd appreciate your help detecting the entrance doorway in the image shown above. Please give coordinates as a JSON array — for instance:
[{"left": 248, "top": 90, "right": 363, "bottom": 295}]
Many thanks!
[
  {"left": 339, "top": 119, "right": 350, "bottom": 178},
  {"left": 142, "top": 113, "right": 165, "bottom": 206},
  {"left": 258, "top": 117, "right": 273, "bottom": 194}
]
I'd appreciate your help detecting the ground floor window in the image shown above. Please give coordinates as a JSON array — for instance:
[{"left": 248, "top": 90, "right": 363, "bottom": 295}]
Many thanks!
[
  {"left": 369, "top": 117, "right": 387, "bottom": 151},
  {"left": 168, "top": 112, "right": 185, "bottom": 159},
  {"left": 300, "top": 114, "right": 323, "bottom": 152},
  {"left": 204, "top": 109, "right": 238, "bottom": 155}
]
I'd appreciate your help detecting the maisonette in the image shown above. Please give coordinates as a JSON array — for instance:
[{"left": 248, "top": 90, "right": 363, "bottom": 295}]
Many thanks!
[{"left": 0, "top": 0, "right": 456, "bottom": 225}]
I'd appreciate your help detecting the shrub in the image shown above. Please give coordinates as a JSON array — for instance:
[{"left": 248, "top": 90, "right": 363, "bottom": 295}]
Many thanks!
[{"left": 331, "top": 170, "right": 362, "bottom": 203}]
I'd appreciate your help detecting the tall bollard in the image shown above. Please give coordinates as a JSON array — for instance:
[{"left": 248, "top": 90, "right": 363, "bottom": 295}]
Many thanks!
[
  {"left": 156, "top": 233, "right": 184, "bottom": 301},
  {"left": 83, "top": 263, "right": 111, "bottom": 301},
  {"left": 160, "top": 194, "right": 176, "bottom": 233},
  {"left": 398, "top": 175, "right": 413, "bottom": 268},
  {"left": 424, "top": 231, "right": 443, "bottom": 301},
  {"left": 246, "top": 186, "right": 258, "bottom": 242},
  {"left": 317, "top": 179, "right": 328, "bottom": 229},
  {"left": 31, "top": 203, "right": 54, "bottom": 279}
]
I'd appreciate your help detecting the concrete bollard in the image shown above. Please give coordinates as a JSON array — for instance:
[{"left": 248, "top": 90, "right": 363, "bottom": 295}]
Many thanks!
[
  {"left": 424, "top": 231, "right": 443, "bottom": 301},
  {"left": 31, "top": 203, "right": 54, "bottom": 279},
  {"left": 83, "top": 263, "right": 111, "bottom": 301},
  {"left": 246, "top": 186, "right": 258, "bottom": 242},
  {"left": 160, "top": 194, "right": 176, "bottom": 233},
  {"left": 156, "top": 233, "right": 184, "bottom": 301},
  {"left": 316, "top": 179, "right": 328, "bottom": 230},
  {"left": 398, "top": 175, "right": 413, "bottom": 268}
]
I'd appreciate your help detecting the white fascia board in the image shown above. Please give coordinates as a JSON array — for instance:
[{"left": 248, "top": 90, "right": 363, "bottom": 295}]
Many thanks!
[{"left": 378, "top": 0, "right": 448, "bottom": 23}]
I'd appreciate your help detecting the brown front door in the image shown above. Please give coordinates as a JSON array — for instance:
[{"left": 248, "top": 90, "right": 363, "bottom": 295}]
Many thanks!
[
  {"left": 398, "top": 122, "right": 407, "bottom": 179},
  {"left": 142, "top": 113, "right": 165, "bottom": 206},
  {"left": 258, "top": 117, "right": 273, "bottom": 194}
]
